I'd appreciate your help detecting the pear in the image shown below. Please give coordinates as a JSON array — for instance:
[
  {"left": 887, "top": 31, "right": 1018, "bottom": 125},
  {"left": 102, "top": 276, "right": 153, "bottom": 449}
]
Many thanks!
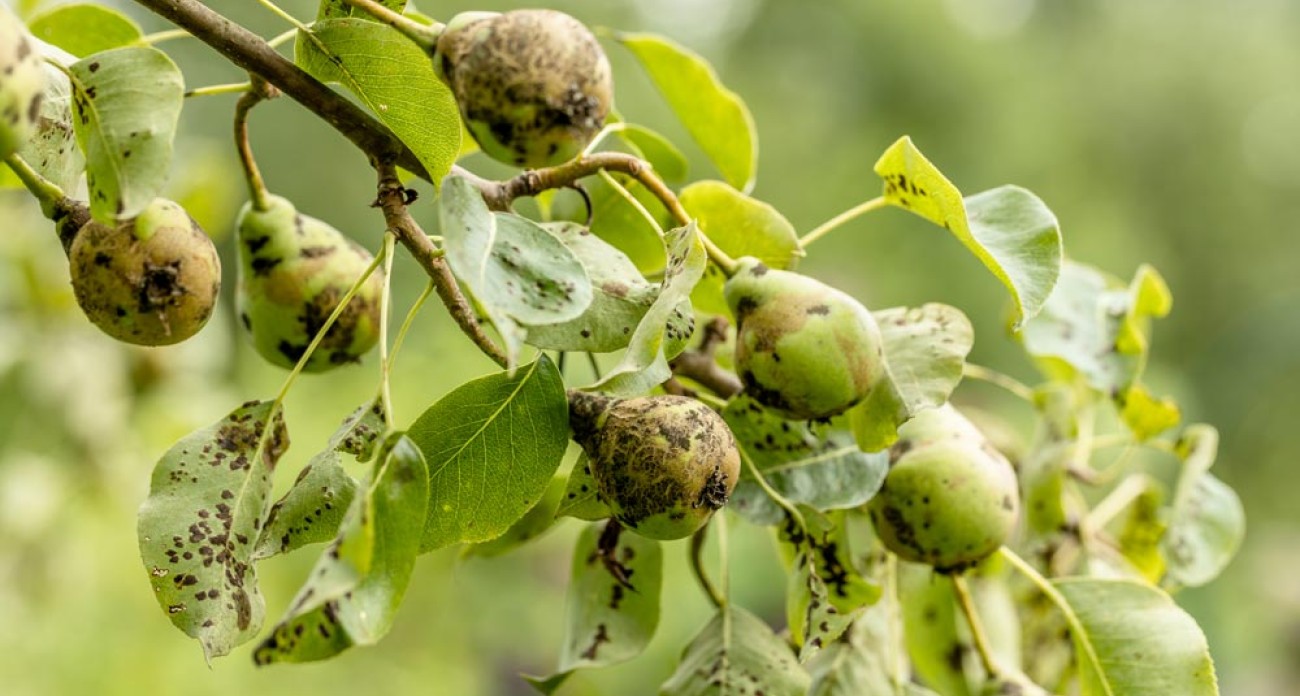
[
  {"left": 434, "top": 9, "right": 612, "bottom": 168},
  {"left": 570, "top": 392, "right": 740, "bottom": 540},
  {"left": 724, "top": 257, "right": 885, "bottom": 420},
  {"left": 0, "top": 7, "right": 44, "bottom": 160},
  {"left": 868, "top": 415, "right": 1020, "bottom": 572},
  {"left": 235, "top": 195, "right": 382, "bottom": 372},
  {"left": 69, "top": 198, "right": 221, "bottom": 345}
]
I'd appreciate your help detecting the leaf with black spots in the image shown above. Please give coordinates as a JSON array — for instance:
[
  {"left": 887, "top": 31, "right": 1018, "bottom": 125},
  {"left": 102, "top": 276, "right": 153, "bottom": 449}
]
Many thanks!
[
  {"left": 660, "top": 605, "right": 810, "bottom": 695},
  {"left": 137, "top": 400, "right": 289, "bottom": 660}
]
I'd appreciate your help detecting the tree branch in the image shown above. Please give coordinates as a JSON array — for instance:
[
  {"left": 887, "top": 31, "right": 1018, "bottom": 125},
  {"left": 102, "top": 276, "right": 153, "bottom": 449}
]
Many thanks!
[
  {"left": 373, "top": 164, "right": 508, "bottom": 368},
  {"left": 133, "top": 0, "right": 429, "bottom": 179},
  {"left": 670, "top": 317, "right": 742, "bottom": 398}
]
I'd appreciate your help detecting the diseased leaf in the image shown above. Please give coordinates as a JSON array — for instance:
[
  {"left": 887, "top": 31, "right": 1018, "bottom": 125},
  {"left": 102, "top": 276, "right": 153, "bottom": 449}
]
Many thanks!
[
  {"left": 783, "top": 512, "right": 881, "bottom": 660},
  {"left": 681, "top": 180, "right": 802, "bottom": 314},
  {"left": 723, "top": 395, "right": 888, "bottom": 526},
  {"left": 807, "top": 603, "right": 921, "bottom": 696},
  {"left": 408, "top": 357, "right": 570, "bottom": 552},
  {"left": 557, "top": 452, "right": 612, "bottom": 522},
  {"left": 620, "top": 32, "right": 758, "bottom": 192},
  {"left": 589, "top": 223, "right": 704, "bottom": 395},
  {"left": 1117, "top": 478, "right": 1167, "bottom": 584},
  {"left": 848, "top": 304, "right": 974, "bottom": 452},
  {"left": 137, "top": 400, "right": 289, "bottom": 660},
  {"left": 296, "top": 18, "right": 459, "bottom": 184},
  {"left": 1118, "top": 383, "right": 1181, "bottom": 442},
  {"left": 440, "top": 176, "right": 594, "bottom": 369},
  {"left": 317, "top": 0, "right": 407, "bottom": 20},
  {"left": 254, "top": 435, "right": 429, "bottom": 664},
  {"left": 1163, "top": 426, "right": 1244, "bottom": 589},
  {"left": 898, "top": 563, "right": 973, "bottom": 696},
  {"left": 1053, "top": 578, "right": 1218, "bottom": 696},
  {"left": 660, "top": 606, "right": 811, "bottom": 696},
  {"left": 28, "top": 3, "right": 141, "bottom": 58},
  {"left": 525, "top": 523, "right": 663, "bottom": 693},
  {"left": 253, "top": 398, "right": 387, "bottom": 560},
  {"left": 69, "top": 46, "right": 184, "bottom": 222},
  {"left": 525, "top": 221, "right": 690, "bottom": 354},
  {"left": 0, "top": 49, "right": 84, "bottom": 193},
  {"left": 873, "top": 137, "right": 1062, "bottom": 326}
]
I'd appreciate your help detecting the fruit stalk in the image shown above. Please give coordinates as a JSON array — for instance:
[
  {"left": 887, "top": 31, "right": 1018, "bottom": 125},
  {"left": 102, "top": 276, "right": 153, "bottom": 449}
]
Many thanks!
[
  {"left": 233, "top": 80, "right": 274, "bottom": 211},
  {"left": 952, "top": 574, "right": 1002, "bottom": 680},
  {"left": 341, "top": 0, "right": 442, "bottom": 51}
]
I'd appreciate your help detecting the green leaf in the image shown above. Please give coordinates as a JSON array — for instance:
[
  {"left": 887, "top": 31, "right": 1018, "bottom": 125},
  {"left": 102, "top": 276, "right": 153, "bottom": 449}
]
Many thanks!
[
  {"left": 28, "top": 3, "right": 141, "bottom": 58},
  {"left": 660, "top": 606, "right": 811, "bottom": 696},
  {"left": 681, "top": 180, "right": 802, "bottom": 314},
  {"left": 525, "top": 523, "right": 663, "bottom": 693},
  {"left": 463, "top": 475, "right": 566, "bottom": 559},
  {"left": 408, "top": 357, "right": 570, "bottom": 552},
  {"left": 899, "top": 563, "right": 973, "bottom": 696},
  {"left": 69, "top": 46, "right": 184, "bottom": 223},
  {"left": 848, "top": 304, "right": 974, "bottom": 452},
  {"left": 524, "top": 221, "right": 690, "bottom": 354},
  {"left": 0, "top": 56, "right": 85, "bottom": 193},
  {"left": 296, "top": 18, "right": 460, "bottom": 184},
  {"left": 586, "top": 172, "right": 672, "bottom": 275},
  {"left": 873, "top": 137, "right": 1062, "bottom": 326},
  {"left": 253, "top": 434, "right": 429, "bottom": 664},
  {"left": 616, "top": 123, "right": 688, "bottom": 183},
  {"left": 723, "top": 395, "right": 888, "bottom": 526},
  {"left": 439, "top": 176, "right": 595, "bottom": 369},
  {"left": 1052, "top": 578, "right": 1218, "bottom": 695},
  {"left": 557, "top": 452, "right": 612, "bottom": 521},
  {"left": 317, "top": 0, "right": 407, "bottom": 20},
  {"left": 1118, "top": 383, "right": 1181, "bottom": 442},
  {"left": 1163, "top": 426, "right": 1244, "bottom": 589},
  {"left": 1020, "top": 260, "right": 1169, "bottom": 395},
  {"left": 590, "top": 222, "right": 705, "bottom": 395},
  {"left": 137, "top": 400, "right": 289, "bottom": 660},
  {"left": 620, "top": 32, "right": 758, "bottom": 192}
]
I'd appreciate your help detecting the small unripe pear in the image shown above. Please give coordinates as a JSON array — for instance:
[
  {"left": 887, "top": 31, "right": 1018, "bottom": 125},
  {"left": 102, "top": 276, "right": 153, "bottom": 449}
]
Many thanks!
[
  {"left": 434, "top": 9, "right": 612, "bottom": 168},
  {"left": 570, "top": 392, "right": 740, "bottom": 540},
  {"left": 868, "top": 437, "right": 1019, "bottom": 572},
  {"left": 69, "top": 199, "right": 221, "bottom": 345},
  {"left": 235, "top": 195, "right": 382, "bottom": 372},
  {"left": 0, "top": 7, "right": 45, "bottom": 159},
  {"left": 724, "top": 257, "right": 885, "bottom": 420}
]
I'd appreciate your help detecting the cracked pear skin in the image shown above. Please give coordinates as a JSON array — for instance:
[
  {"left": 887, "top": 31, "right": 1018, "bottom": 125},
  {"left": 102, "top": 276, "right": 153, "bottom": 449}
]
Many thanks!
[
  {"left": 868, "top": 437, "right": 1019, "bottom": 572},
  {"left": 724, "top": 257, "right": 885, "bottom": 420},
  {"left": 570, "top": 392, "right": 740, "bottom": 540},
  {"left": 69, "top": 199, "right": 221, "bottom": 346},
  {"left": 435, "top": 9, "right": 612, "bottom": 168},
  {"left": 235, "top": 195, "right": 382, "bottom": 372},
  {"left": 0, "top": 6, "right": 45, "bottom": 159}
]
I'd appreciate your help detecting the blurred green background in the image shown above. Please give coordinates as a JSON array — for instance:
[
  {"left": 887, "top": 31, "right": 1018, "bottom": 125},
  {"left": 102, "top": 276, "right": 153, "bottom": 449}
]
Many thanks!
[{"left": 1, "top": 0, "right": 1297, "bottom": 694}]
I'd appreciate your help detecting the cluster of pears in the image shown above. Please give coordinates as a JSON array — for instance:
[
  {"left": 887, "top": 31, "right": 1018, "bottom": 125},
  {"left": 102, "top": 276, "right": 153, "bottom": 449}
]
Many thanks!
[
  {"left": 235, "top": 194, "right": 383, "bottom": 371},
  {"left": 0, "top": 6, "right": 44, "bottom": 160},
  {"left": 569, "top": 391, "right": 740, "bottom": 540},
  {"left": 68, "top": 199, "right": 222, "bottom": 346},
  {"left": 434, "top": 9, "right": 612, "bottom": 168},
  {"left": 724, "top": 257, "right": 886, "bottom": 420},
  {"left": 868, "top": 405, "right": 1020, "bottom": 572}
]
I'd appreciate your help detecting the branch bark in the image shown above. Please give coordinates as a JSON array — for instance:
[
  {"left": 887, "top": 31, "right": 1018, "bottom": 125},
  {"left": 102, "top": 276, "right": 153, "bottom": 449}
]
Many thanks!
[{"left": 374, "top": 164, "right": 508, "bottom": 368}]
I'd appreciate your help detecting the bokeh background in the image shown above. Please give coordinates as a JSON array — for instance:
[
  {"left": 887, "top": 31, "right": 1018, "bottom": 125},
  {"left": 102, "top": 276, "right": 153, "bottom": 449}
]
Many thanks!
[{"left": 1, "top": 0, "right": 1297, "bottom": 694}]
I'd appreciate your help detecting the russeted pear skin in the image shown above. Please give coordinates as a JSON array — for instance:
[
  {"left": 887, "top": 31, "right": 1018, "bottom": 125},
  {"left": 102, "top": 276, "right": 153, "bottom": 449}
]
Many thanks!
[
  {"left": 570, "top": 392, "right": 740, "bottom": 540},
  {"left": 868, "top": 408, "right": 1020, "bottom": 572},
  {"left": 0, "top": 7, "right": 45, "bottom": 159},
  {"left": 69, "top": 198, "right": 221, "bottom": 345},
  {"left": 235, "top": 195, "right": 382, "bottom": 372},
  {"left": 724, "top": 257, "right": 885, "bottom": 420},
  {"left": 434, "top": 9, "right": 612, "bottom": 168}
]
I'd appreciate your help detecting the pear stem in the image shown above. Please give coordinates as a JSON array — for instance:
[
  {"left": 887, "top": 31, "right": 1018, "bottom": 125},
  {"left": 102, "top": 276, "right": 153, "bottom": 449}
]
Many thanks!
[
  {"left": 4, "top": 153, "right": 90, "bottom": 254},
  {"left": 799, "top": 196, "right": 888, "bottom": 249},
  {"left": 233, "top": 78, "right": 275, "bottom": 211},
  {"left": 690, "top": 523, "right": 727, "bottom": 610},
  {"left": 341, "top": 0, "right": 443, "bottom": 52},
  {"left": 962, "top": 363, "right": 1036, "bottom": 403},
  {"left": 186, "top": 82, "right": 251, "bottom": 98},
  {"left": 377, "top": 231, "right": 397, "bottom": 423},
  {"left": 951, "top": 573, "right": 1002, "bottom": 680}
]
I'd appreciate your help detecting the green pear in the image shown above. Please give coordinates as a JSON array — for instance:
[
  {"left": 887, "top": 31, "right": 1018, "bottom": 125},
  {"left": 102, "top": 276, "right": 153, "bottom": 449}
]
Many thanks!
[
  {"left": 868, "top": 435, "right": 1019, "bottom": 572},
  {"left": 434, "top": 9, "right": 612, "bottom": 168},
  {"left": 69, "top": 198, "right": 221, "bottom": 345},
  {"left": 0, "top": 7, "right": 44, "bottom": 160},
  {"left": 724, "top": 257, "right": 885, "bottom": 420},
  {"left": 235, "top": 195, "right": 382, "bottom": 372},
  {"left": 570, "top": 392, "right": 740, "bottom": 540}
]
